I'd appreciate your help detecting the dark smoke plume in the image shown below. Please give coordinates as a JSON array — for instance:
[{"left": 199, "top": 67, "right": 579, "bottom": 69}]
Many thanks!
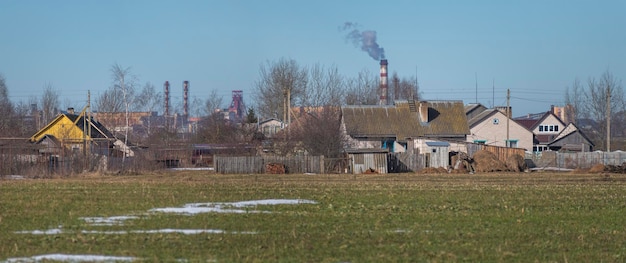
[{"left": 341, "top": 22, "right": 385, "bottom": 60}]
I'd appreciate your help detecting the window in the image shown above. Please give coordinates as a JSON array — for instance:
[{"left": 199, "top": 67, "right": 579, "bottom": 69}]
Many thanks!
[
  {"left": 506, "top": 140, "right": 518, "bottom": 148},
  {"left": 474, "top": 140, "right": 486, "bottom": 144},
  {"left": 539, "top": 124, "right": 559, "bottom": 133}
]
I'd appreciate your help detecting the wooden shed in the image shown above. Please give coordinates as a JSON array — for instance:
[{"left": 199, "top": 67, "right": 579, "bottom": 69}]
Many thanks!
[
  {"left": 425, "top": 141, "right": 450, "bottom": 168},
  {"left": 346, "top": 148, "right": 388, "bottom": 174}
]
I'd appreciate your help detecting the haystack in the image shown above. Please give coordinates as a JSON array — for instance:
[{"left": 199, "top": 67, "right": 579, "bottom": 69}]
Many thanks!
[
  {"left": 505, "top": 154, "right": 528, "bottom": 172},
  {"left": 472, "top": 150, "right": 507, "bottom": 172}
]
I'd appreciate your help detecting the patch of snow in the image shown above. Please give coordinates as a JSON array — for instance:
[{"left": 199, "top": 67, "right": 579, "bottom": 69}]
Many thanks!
[
  {"left": 80, "top": 216, "right": 139, "bottom": 226},
  {"left": 4, "top": 175, "right": 25, "bottom": 180},
  {"left": 2, "top": 254, "right": 137, "bottom": 262},
  {"left": 17, "top": 228, "right": 256, "bottom": 235},
  {"left": 14, "top": 228, "right": 63, "bottom": 235},
  {"left": 150, "top": 199, "right": 317, "bottom": 215}
]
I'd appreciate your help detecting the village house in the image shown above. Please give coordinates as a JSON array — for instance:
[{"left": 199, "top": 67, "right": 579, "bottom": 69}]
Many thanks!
[
  {"left": 30, "top": 107, "right": 133, "bottom": 157},
  {"left": 341, "top": 100, "right": 470, "bottom": 173},
  {"left": 465, "top": 103, "right": 534, "bottom": 151},
  {"left": 514, "top": 105, "right": 594, "bottom": 153}
]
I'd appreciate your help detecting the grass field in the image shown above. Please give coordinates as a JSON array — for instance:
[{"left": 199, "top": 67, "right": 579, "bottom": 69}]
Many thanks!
[{"left": 1, "top": 172, "right": 626, "bottom": 262}]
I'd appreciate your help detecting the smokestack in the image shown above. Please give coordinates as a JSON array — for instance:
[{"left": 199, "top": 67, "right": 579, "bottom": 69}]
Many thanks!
[
  {"left": 183, "top": 81, "right": 189, "bottom": 117},
  {"left": 164, "top": 81, "right": 170, "bottom": 116},
  {"left": 379, "top": 59, "right": 388, "bottom": 105}
]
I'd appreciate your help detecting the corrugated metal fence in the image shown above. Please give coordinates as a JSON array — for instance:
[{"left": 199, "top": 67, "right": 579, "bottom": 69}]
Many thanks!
[{"left": 214, "top": 155, "right": 324, "bottom": 174}]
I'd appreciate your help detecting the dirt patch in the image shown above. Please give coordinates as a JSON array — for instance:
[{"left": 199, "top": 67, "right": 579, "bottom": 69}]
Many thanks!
[
  {"left": 589, "top": 164, "right": 605, "bottom": 173},
  {"left": 418, "top": 167, "right": 449, "bottom": 174}
]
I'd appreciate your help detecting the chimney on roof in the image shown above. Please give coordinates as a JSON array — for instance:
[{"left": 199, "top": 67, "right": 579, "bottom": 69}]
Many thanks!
[
  {"left": 419, "top": 101, "right": 429, "bottom": 122},
  {"left": 67, "top": 107, "right": 75, "bottom": 115}
]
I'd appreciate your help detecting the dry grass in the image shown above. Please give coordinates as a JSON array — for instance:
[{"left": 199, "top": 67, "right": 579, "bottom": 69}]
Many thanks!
[{"left": 2, "top": 171, "right": 626, "bottom": 262}]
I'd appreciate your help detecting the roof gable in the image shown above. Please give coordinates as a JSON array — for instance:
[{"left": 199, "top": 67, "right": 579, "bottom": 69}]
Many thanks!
[
  {"left": 30, "top": 113, "right": 115, "bottom": 142},
  {"left": 550, "top": 122, "right": 595, "bottom": 147}
]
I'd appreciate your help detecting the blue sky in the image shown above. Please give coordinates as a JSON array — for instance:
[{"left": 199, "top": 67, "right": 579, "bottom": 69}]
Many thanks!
[{"left": 1, "top": 0, "right": 624, "bottom": 117}]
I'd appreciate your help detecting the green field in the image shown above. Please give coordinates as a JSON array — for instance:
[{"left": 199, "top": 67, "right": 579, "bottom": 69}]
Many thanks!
[{"left": 1, "top": 172, "right": 626, "bottom": 262}]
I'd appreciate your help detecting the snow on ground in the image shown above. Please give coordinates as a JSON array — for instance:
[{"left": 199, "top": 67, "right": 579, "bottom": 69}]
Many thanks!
[
  {"left": 15, "top": 199, "right": 317, "bottom": 235},
  {"left": 2, "top": 254, "right": 137, "bottom": 262},
  {"left": 150, "top": 199, "right": 318, "bottom": 215},
  {"left": 80, "top": 216, "right": 139, "bottom": 226}
]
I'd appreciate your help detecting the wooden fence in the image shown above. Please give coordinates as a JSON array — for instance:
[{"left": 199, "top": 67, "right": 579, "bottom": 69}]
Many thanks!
[
  {"left": 466, "top": 143, "right": 526, "bottom": 162},
  {"left": 214, "top": 155, "right": 325, "bottom": 174}
]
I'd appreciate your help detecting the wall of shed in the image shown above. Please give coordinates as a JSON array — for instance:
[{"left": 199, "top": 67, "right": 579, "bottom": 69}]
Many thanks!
[
  {"left": 349, "top": 152, "right": 387, "bottom": 174},
  {"left": 426, "top": 146, "right": 449, "bottom": 168}
]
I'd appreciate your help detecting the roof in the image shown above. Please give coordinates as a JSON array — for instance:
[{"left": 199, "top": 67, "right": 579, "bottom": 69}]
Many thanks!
[
  {"left": 65, "top": 114, "right": 115, "bottom": 139},
  {"left": 345, "top": 148, "right": 389, "bottom": 154},
  {"left": 30, "top": 113, "right": 116, "bottom": 142},
  {"left": 426, "top": 141, "right": 450, "bottom": 147},
  {"left": 549, "top": 123, "right": 595, "bottom": 147},
  {"left": 514, "top": 111, "right": 565, "bottom": 131},
  {"left": 464, "top": 103, "right": 488, "bottom": 120},
  {"left": 342, "top": 100, "right": 470, "bottom": 140}
]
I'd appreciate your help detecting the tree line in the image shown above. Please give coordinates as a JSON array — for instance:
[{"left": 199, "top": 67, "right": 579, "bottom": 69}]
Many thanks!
[{"left": 565, "top": 70, "right": 625, "bottom": 151}]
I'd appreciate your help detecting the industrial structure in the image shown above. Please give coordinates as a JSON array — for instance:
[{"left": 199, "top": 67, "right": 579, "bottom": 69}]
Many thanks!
[
  {"left": 164, "top": 81, "right": 170, "bottom": 116},
  {"left": 228, "top": 90, "right": 246, "bottom": 122},
  {"left": 379, "top": 59, "right": 388, "bottom": 105}
]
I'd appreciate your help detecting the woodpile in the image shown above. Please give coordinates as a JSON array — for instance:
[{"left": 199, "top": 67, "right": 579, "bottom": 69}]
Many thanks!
[{"left": 265, "top": 163, "right": 286, "bottom": 174}]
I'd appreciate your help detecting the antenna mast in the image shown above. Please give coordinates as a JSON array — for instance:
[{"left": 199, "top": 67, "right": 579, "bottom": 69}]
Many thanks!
[{"left": 475, "top": 73, "right": 478, "bottom": 103}]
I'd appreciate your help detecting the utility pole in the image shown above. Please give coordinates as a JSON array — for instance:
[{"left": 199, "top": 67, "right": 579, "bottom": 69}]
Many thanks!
[
  {"left": 607, "top": 86, "right": 611, "bottom": 152},
  {"left": 506, "top": 89, "right": 510, "bottom": 147}
]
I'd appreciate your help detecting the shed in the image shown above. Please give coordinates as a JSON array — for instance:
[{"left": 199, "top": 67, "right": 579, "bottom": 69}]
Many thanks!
[
  {"left": 425, "top": 141, "right": 450, "bottom": 168},
  {"left": 346, "top": 148, "right": 388, "bottom": 174}
]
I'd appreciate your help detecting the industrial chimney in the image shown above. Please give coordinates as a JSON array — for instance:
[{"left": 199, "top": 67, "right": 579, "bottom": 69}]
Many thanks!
[
  {"left": 183, "top": 81, "right": 189, "bottom": 118},
  {"left": 164, "top": 81, "right": 170, "bottom": 116},
  {"left": 379, "top": 59, "right": 388, "bottom": 105}
]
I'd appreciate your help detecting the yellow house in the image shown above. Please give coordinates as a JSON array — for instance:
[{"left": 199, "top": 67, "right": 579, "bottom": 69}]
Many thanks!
[{"left": 30, "top": 108, "right": 132, "bottom": 157}]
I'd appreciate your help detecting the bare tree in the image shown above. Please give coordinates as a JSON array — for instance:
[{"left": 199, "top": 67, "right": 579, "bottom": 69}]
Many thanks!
[
  {"left": 41, "top": 83, "right": 60, "bottom": 123},
  {"left": 0, "top": 74, "right": 16, "bottom": 136},
  {"left": 253, "top": 58, "right": 307, "bottom": 122},
  {"left": 345, "top": 68, "right": 378, "bottom": 105},
  {"left": 95, "top": 88, "right": 124, "bottom": 112},
  {"left": 132, "top": 82, "right": 163, "bottom": 139},
  {"left": 583, "top": 71, "right": 624, "bottom": 150},
  {"left": 292, "top": 106, "right": 345, "bottom": 158},
  {"left": 109, "top": 63, "right": 137, "bottom": 161},
  {"left": 302, "top": 64, "right": 345, "bottom": 107},
  {"left": 133, "top": 82, "right": 162, "bottom": 113},
  {"left": 204, "top": 90, "right": 224, "bottom": 116},
  {"left": 564, "top": 78, "right": 585, "bottom": 123},
  {"left": 391, "top": 72, "right": 421, "bottom": 101}
]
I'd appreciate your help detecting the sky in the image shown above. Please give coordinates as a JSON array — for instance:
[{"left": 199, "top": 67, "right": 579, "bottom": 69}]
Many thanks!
[{"left": 1, "top": 0, "right": 625, "bottom": 118}]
